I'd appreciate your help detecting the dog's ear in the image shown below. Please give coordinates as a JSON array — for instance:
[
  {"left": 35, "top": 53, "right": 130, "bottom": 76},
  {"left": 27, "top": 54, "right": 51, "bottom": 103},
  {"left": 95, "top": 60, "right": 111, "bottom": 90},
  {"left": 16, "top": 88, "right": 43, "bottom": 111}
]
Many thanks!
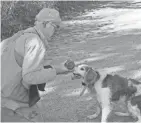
[
  {"left": 85, "top": 67, "right": 95, "bottom": 82},
  {"left": 85, "top": 66, "right": 91, "bottom": 72}
]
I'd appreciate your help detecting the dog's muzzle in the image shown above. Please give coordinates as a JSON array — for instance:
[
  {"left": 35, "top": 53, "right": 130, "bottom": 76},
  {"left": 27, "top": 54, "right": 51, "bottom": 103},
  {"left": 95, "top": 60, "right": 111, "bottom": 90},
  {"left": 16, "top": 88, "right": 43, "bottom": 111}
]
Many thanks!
[
  {"left": 71, "top": 73, "right": 87, "bottom": 96},
  {"left": 71, "top": 73, "right": 82, "bottom": 80}
]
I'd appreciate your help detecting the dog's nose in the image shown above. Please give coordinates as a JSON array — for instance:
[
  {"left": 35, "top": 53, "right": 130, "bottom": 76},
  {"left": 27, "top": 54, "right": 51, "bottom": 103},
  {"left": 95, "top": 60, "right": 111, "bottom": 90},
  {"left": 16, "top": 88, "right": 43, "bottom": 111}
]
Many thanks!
[
  {"left": 73, "top": 73, "right": 78, "bottom": 76},
  {"left": 82, "top": 82, "right": 86, "bottom": 86}
]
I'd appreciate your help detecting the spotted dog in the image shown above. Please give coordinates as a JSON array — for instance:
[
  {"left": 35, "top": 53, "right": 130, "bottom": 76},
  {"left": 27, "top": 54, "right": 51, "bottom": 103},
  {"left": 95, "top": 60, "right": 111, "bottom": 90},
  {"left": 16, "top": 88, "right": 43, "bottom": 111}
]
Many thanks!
[{"left": 72, "top": 64, "right": 141, "bottom": 123}]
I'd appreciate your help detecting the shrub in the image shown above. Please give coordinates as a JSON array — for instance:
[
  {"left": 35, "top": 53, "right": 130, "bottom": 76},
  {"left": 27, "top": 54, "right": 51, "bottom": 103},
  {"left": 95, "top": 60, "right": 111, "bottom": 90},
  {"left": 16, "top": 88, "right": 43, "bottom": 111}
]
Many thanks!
[{"left": 1, "top": 1, "right": 95, "bottom": 40}]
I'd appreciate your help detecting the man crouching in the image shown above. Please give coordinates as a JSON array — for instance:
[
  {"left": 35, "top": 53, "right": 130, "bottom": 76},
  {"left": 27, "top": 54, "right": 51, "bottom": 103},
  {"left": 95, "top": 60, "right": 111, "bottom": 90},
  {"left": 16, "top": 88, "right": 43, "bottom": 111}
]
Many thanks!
[{"left": 1, "top": 8, "right": 75, "bottom": 122}]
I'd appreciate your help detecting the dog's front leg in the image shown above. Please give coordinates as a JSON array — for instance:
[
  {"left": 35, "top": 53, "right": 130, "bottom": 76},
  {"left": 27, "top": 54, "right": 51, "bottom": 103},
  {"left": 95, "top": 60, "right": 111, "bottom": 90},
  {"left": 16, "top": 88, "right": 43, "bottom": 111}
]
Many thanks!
[
  {"left": 101, "top": 89, "right": 111, "bottom": 123},
  {"left": 87, "top": 96, "right": 101, "bottom": 119},
  {"left": 87, "top": 106, "right": 101, "bottom": 119},
  {"left": 136, "top": 117, "right": 141, "bottom": 123},
  {"left": 101, "top": 105, "right": 111, "bottom": 123}
]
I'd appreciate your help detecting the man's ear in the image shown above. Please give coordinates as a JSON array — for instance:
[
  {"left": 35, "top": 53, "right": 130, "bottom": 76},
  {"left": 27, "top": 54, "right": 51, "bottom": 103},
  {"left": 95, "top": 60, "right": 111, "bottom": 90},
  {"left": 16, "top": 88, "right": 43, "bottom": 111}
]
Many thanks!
[{"left": 85, "top": 67, "right": 95, "bottom": 82}]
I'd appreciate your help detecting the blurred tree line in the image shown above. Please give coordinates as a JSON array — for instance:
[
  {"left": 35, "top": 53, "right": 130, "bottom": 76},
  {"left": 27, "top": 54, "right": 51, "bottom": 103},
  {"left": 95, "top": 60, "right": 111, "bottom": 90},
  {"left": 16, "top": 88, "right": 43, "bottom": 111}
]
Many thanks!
[{"left": 1, "top": 1, "right": 95, "bottom": 40}]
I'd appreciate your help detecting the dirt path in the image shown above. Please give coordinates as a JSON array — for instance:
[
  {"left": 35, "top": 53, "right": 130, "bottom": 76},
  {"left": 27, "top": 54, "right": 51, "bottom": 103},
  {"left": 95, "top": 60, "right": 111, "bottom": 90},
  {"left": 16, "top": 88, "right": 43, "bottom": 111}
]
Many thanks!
[
  {"left": 41, "top": 11, "right": 141, "bottom": 121},
  {"left": 42, "top": 34, "right": 141, "bottom": 122}
]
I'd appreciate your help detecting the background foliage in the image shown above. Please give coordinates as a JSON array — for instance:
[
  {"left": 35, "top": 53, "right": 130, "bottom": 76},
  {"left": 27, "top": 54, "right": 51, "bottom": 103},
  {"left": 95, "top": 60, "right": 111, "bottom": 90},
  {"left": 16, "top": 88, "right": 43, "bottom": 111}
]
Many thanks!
[{"left": 1, "top": 1, "right": 95, "bottom": 40}]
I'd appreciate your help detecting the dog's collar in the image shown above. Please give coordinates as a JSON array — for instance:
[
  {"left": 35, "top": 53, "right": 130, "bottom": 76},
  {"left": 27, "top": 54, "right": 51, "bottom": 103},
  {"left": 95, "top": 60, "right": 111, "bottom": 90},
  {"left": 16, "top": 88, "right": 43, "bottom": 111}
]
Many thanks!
[
  {"left": 95, "top": 71, "right": 100, "bottom": 82},
  {"left": 82, "top": 81, "right": 86, "bottom": 86}
]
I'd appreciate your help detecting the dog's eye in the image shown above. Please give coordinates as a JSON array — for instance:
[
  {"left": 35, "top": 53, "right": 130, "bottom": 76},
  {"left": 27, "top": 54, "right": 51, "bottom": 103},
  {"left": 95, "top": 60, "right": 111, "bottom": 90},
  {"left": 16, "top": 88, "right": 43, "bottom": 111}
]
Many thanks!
[{"left": 80, "top": 68, "right": 84, "bottom": 71}]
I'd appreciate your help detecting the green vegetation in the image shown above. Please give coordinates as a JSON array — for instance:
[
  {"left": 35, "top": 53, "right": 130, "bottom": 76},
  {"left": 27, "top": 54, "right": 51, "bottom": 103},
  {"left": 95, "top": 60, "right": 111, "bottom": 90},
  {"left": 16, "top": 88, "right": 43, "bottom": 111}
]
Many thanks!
[{"left": 1, "top": 1, "right": 96, "bottom": 40}]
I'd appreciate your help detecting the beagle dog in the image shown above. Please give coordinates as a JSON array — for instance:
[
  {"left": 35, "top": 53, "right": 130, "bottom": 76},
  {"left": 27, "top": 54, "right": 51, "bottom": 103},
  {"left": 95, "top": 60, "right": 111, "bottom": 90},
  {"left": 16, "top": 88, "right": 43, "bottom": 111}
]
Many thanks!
[{"left": 72, "top": 64, "right": 141, "bottom": 123}]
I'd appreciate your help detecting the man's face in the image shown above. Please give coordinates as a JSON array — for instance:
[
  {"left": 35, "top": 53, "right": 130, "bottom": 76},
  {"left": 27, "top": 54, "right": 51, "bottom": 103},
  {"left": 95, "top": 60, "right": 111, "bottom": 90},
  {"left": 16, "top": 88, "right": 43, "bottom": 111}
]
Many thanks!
[
  {"left": 35, "top": 21, "right": 57, "bottom": 41},
  {"left": 43, "top": 22, "right": 56, "bottom": 40}
]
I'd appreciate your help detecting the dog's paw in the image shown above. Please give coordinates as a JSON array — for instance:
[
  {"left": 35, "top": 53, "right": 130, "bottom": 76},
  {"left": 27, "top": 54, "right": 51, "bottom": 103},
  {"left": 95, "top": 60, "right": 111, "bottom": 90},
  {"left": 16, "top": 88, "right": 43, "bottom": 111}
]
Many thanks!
[
  {"left": 114, "top": 112, "right": 130, "bottom": 116},
  {"left": 132, "top": 115, "right": 138, "bottom": 120},
  {"left": 134, "top": 119, "right": 141, "bottom": 123},
  {"left": 135, "top": 121, "right": 140, "bottom": 123},
  {"left": 87, "top": 105, "right": 101, "bottom": 120},
  {"left": 87, "top": 113, "right": 99, "bottom": 120}
]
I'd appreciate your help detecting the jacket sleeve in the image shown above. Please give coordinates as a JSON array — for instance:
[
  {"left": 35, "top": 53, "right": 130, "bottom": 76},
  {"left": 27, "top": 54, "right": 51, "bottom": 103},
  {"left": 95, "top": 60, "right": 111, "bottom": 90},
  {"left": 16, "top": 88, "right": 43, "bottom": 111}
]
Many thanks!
[{"left": 22, "top": 35, "right": 57, "bottom": 85}]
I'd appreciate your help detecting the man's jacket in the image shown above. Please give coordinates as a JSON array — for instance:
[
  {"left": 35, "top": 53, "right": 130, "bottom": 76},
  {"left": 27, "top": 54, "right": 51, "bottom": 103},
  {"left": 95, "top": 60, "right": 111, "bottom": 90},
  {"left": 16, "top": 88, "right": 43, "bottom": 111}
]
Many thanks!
[{"left": 1, "top": 27, "right": 56, "bottom": 110}]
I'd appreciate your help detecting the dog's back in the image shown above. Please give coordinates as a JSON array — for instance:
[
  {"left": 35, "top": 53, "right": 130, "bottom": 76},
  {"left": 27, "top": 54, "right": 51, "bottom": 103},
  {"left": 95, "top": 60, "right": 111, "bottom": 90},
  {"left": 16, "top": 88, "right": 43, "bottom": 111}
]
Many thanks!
[
  {"left": 102, "top": 74, "right": 137, "bottom": 101},
  {"left": 130, "top": 95, "right": 141, "bottom": 111}
]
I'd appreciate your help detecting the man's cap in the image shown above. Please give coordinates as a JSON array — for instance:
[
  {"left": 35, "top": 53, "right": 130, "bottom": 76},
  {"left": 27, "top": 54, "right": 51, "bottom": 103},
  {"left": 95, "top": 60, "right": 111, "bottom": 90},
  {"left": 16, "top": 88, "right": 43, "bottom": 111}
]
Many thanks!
[{"left": 36, "top": 8, "right": 61, "bottom": 26}]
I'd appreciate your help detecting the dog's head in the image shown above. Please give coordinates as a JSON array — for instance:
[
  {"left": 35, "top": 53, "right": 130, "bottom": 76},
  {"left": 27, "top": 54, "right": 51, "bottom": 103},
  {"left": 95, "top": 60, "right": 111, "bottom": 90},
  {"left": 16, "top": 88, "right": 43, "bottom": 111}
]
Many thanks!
[{"left": 72, "top": 64, "right": 100, "bottom": 96}]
